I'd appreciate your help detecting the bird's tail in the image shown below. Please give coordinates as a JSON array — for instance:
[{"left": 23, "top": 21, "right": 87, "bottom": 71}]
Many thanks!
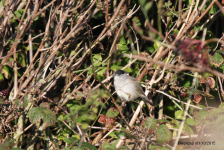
[{"left": 143, "top": 96, "right": 154, "bottom": 106}]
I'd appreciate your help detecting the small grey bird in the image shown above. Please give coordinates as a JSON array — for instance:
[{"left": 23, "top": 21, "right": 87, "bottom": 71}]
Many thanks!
[{"left": 113, "top": 70, "right": 153, "bottom": 106}]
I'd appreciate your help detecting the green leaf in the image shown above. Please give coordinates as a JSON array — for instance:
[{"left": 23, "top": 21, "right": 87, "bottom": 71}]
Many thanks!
[
  {"left": 155, "top": 125, "right": 172, "bottom": 144},
  {"left": 117, "top": 36, "right": 128, "bottom": 53},
  {"left": 64, "top": 138, "right": 97, "bottom": 149},
  {"left": 196, "top": 110, "right": 209, "bottom": 122},
  {"left": 166, "top": 106, "right": 175, "bottom": 111},
  {"left": 29, "top": 107, "right": 41, "bottom": 124},
  {"left": 106, "top": 107, "right": 119, "bottom": 118},
  {"left": 109, "top": 131, "right": 119, "bottom": 139},
  {"left": 102, "top": 141, "right": 112, "bottom": 150},
  {"left": 144, "top": 2, "right": 152, "bottom": 12},
  {"left": 167, "top": 12, "right": 172, "bottom": 16},
  {"left": 81, "top": 142, "right": 97, "bottom": 150},
  {"left": 110, "top": 65, "right": 122, "bottom": 71},
  {"left": 102, "top": 140, "right": 128, "bottom": 150},
  {"left": 97, "top": 67, "right": 107, "bottom": 76},
  {"left": 26, "top": 44, "right": 38, "bottom": 51},
  {"left": 14, "top": 9, "right": 23, "bottom": 18},
  {"left": 14, "top": 99, "right": 19, "bottom": 106},
  {"left": 175, "top": 110, "right": 183, "bottom": 120},
  {"left": 114, "top": 130, "right": 126, "bottom": 138},
  {"left": 41, "top": 107, "right": 57, "bottom": 125},
  {"left": 142, "top": 117, "right": 157, "bottom": 135},
  {"left": 186, "top": 118, "right": 196, "bottom": 126},
  {"left": 193, "top": 24, "right": 202, "bottom": 32},
  {"left": 147, "top": 47, "right": 155, "bottom": 53},
  {"left": 118, "top": 35, "right": 127, "bottom": 45},
  {"left": 93, "top": 54, "right": 102, "bottom": 67},
  {"left": 164, "top": 2, "right": 172, "bottom": 6},
  {"left": 0, "top": 73, "right": 4, "bottom": 82},
  {"left": 209, "top": 108, "right": 222, "bottom": 117},
  {"left": 123, "top": 68, "right": 132, "bottom": 73},
  {"left": 132, "top": 17, "right": 141, "bottom": 26},
  {"left": 139, "top": 0, "right": 146, "bottom": 6},
  {"left": 22, "top": 94, "right": 30, "bottom": 107},
  {"left": 183, "top": 124, "right": 194, "bottom": 135},
  {"left": 153, "top": 42, "right": 159, "bottom": 50},
  {"left": 2, "top": 66, "right": 11, "bottom": 79},
  {"left": 64, "top": 137, "right": 78, "bottom": 144},
  {"left": 179, "top": 77, "right": 191, "bottom": 88},
  {"left": 209, "top": 5, "right": 218, "bottom": 14},
  {"left": 209, "top": 52, "right": 224, "bottom": 67}
]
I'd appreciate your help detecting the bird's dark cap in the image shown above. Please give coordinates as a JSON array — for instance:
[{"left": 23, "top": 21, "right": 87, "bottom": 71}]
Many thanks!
[{"left": 114, "top": 70, "right": 126, "bottom": 76}]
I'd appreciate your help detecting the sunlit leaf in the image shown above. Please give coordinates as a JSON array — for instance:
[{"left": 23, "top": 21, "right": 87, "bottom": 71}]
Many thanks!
[
  {"left": 41, "top": 107, "right": 57, "bottom": 125},
  {"left": 0, "top": 73, "right": 4, "bottom": 82},
  {"left": 209, "top": 52, "right": 223, "bottom": 67},
  {"left": 29, "top": 107, "right": 41, "bottom": 124},
  {"left": 2, "top": 66, "right": 11, "bottom": 79},
  {"left": 106, "top": 107, "right": 119, "bottom": 118},
  {"left": 132, "top": 17, "right": 141, "bottom": 26},
  {"left": 64, "top": 137, "right": 78, "bottom": 144},
  {"left": 139, "top": 0, "right": 146, "bottom": 6},
  {"left": 22, "top": 94, "right": 30, "bottom": 107},
  {"left": 155, "top": 125, "right": 172, "bottom": 144},
  {"left": 186, "top": 118, "right": 196, "bottom": 126},
  {"left": 175, "top": 110, "right": 183, "bottom": 120},
  {"left": 141, "top": 117, "right": 157, "bottom": 135},
  {"left": 144, "top": 2, "right": 152, "bottom": 12},
  {"left": 110, "top": 65, "right": 122, "bottom": 71}
]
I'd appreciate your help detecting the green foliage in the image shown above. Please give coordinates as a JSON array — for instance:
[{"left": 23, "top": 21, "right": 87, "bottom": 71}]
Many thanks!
[
  {"left": 106, "top": 107, "right": 119, "bottom": 118},
  {"left": 117, "top": 36, "right": 129, "bottom": 53},
  {"left": 186, "top": 118, "right": 196, "bottom": 126},
  {"left": 132, "top": 17, "right": 141, "bottom": 26},
  {"left": 29, "top": 103, "right": 56, "bottom": 125},
  {"left": 22, "top": 94, "right": 30, "bottom": 107},
  {"left": 16, "top": 52, "right": 26, "bottom": 67},
  {"left": 1, "top": 66, "right": 11, "bottom": 79},
  {"left": 101, "top": 140, "right": 128, "bottom": 150},
  {"left": 0, "top": 140, "right": 15, "bottom": 149},
  {"left": 142, "top": 117, "right": 157, "bottom": 135},
  {"left": 64, "top": 89, "right": 105, "bottom": 129},
  {"left": 209, "top": 51, "right": 224, "bottom": 67},
  {"left": 175, "top": 110, "right": 183, "bottom": 120},
  {"left": 0, "top": 0, "right": 223, "bottom": 149},
  {"left": 0, "top": 73, "right": 4, "bottom": 82},
  {"left": 155, "top": 125, "right": 172, "bottom": 144},
  {"left": 29, "top": 107, "right": 41, "bottom": 124},
  {"left": 64, "top": 137, "right": 97, "bottom": 150}
]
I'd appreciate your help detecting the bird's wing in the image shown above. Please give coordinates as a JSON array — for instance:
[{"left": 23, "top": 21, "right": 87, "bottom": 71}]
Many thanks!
[{"left": 129, "top": 76, "right": 145, "bottom": 94}]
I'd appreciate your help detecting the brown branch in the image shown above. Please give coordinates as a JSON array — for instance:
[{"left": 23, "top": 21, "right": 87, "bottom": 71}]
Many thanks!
[
  {"left": 124, "top": 53, "right": 224, "bottom": 79},
  {"left": 193, "top": 0, "right": 216, "bottom": 26},
  {"left": 94, "top": 0, "right": 126, "bottom": 43}
]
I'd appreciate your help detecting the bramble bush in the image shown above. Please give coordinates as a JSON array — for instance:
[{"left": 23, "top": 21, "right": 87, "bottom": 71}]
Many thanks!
[{"left": 0, "top": 0, "right": 224, "bottom": 149}]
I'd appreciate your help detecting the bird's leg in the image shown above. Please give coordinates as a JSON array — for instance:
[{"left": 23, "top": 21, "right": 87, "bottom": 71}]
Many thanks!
[{"left": 121, "top": 101, "right": 127, "bottom": 107}]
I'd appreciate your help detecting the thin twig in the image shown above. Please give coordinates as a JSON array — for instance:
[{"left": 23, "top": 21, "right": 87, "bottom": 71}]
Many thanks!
[{"left": 173, "top": 72, "right": 198, "bottom": 150}]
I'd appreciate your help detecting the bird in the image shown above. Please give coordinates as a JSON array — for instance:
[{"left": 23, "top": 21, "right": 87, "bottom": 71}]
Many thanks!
[{"left": 113, "top": 70, "right": 153, "bottom": 106}]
